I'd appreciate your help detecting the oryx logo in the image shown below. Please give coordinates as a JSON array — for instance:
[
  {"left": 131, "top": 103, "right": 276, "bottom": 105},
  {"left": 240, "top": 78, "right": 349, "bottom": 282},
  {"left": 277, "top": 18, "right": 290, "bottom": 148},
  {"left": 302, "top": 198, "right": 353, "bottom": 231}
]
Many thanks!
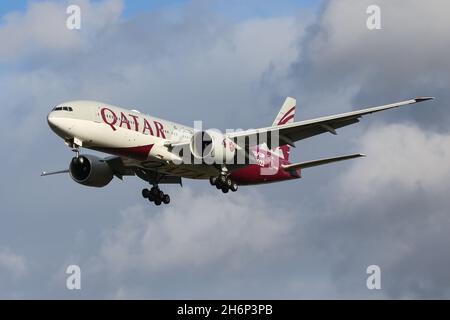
[{"left": 277, "top": 106, "right": 296, "bottom": 125}]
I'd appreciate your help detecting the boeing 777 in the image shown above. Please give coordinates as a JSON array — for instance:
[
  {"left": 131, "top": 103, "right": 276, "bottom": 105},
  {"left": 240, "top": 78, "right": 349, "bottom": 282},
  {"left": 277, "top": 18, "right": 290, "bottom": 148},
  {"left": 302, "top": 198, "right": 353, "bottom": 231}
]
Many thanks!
[{"left": 43, "top": 96, "right": 434, "bottom": 205}]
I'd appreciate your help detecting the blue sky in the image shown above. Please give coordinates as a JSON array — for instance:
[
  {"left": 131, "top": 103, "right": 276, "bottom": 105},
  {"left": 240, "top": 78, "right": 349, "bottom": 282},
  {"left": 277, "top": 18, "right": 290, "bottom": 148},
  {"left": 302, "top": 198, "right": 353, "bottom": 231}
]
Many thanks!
[
  {"left": 0, "top": 0, "right": 27, "bottom": 17},
  {"left": 0, "top": 0, "right": 320, "bottom": 20}
]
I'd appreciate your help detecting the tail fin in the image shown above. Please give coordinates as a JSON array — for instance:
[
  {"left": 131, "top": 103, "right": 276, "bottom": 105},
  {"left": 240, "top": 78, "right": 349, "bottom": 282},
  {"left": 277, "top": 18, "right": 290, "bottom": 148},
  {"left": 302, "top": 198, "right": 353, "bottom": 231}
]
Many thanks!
[
  {"left": 272, "top": 97, "right": 296, "bottom": 160},
  {"left": 272, "top": 97, "right": 296, "bottom": 126}
]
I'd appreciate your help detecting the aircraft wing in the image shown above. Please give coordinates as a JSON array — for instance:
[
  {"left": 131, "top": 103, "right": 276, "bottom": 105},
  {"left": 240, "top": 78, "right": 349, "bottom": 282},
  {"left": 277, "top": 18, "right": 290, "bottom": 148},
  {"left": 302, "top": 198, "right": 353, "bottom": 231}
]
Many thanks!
[
  {"left": 42, "top": 156, "right": 182, "bottom": 185},
  {"left": 106, "top": 156, "right": 182, "bottom": 185},
  {"left": 226, "top": 97, "right": 434, "bottom": 148}
]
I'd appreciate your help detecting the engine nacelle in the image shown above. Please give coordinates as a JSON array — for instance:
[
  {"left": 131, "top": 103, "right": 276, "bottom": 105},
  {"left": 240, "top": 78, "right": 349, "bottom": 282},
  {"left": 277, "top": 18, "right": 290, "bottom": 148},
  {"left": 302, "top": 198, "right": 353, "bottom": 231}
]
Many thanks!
[
  {"left": 69, "top": 154, "right": 114, "bottom": 188},
  {"left": 189, "top": 130, "right": 237, "bottom": 164}
]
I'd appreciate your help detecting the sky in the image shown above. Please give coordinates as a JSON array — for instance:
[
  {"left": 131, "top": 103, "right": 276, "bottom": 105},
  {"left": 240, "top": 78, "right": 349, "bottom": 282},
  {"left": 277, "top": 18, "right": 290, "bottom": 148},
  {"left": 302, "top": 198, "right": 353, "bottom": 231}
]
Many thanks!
[{"left": 0, "top": 0, "right": 449, "bottom": 299}]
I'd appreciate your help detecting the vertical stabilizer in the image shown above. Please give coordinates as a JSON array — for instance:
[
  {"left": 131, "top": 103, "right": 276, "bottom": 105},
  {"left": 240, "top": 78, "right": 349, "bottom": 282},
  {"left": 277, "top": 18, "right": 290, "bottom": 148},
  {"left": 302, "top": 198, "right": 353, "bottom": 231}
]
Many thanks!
[{"left": 271, "top": 97, "right": 296, "bottom": 160}]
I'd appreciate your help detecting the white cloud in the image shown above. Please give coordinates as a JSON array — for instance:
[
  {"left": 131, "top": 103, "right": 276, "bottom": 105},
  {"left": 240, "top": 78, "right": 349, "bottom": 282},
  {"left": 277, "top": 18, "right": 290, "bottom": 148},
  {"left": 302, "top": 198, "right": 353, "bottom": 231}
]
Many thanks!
[
  {"left": 98, "top": 188, "right": 293, "bottom": 274},
  {"left": 0, "top": 0, "right": 123, "bottom": 63},
  {"left": 306, "top": 0, "right": 450, "bottom": 71},
  {"left": 308, "top": 123, "right": 450, "bottom": 298},
  {"left": 0, "top": 248, "right": 27, "bottom": 278},
  {"left": 289, "top": 0, "right": 450, "bottom": 129},
  {"left": 339, "top": 123, "right": 450, "bottom": 204}
]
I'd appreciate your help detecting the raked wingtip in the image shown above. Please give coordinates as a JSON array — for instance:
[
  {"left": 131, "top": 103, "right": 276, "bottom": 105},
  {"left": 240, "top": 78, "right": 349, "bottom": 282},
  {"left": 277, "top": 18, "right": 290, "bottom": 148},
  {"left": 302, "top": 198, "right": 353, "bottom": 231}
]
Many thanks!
[{"left": 415, "top": 96, "right": 435, "bottom": 102}]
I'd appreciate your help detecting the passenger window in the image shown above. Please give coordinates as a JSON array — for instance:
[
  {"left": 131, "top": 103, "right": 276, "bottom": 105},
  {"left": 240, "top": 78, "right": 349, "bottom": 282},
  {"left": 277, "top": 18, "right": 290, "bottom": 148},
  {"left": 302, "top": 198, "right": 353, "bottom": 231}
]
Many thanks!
[{"left": 63, "top": 107, "right": 68, "bottom": 111}]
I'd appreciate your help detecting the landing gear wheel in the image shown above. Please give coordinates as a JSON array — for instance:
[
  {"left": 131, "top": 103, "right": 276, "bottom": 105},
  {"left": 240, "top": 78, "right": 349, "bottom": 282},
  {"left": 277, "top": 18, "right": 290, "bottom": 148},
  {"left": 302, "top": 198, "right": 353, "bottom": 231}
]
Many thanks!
[
  {"left": 163, "top": 194, "right": 170, "bottom": 204},
  {"left": 142, "top": 184, "right": 170, "bottom": 205},
  {"left": 225, "top": 177, "right": 233, "bottom": 188},
  {"left": 211, "top": 173, "right": 238, "bottom": 194},
  {"left": 151, "top": 187, "right": 159, "bottom": 196},
  {"left": 218, "top": 175, "right": 227, "bottom": 186}
]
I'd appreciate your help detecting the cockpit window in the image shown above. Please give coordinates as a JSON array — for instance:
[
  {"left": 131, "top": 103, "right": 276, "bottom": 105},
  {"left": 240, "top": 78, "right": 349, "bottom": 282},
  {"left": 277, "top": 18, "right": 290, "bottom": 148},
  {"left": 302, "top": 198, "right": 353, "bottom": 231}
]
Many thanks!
[{"left": 52, "top": 106, "right": 73, "bottom": 112}]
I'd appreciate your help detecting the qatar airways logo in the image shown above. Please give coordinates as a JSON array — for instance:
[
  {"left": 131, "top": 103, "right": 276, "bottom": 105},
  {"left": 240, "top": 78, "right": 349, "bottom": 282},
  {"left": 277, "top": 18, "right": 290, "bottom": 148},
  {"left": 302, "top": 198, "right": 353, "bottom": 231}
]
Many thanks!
[{"left": 100, "top": 107, "right": 166, "bottom": 139}]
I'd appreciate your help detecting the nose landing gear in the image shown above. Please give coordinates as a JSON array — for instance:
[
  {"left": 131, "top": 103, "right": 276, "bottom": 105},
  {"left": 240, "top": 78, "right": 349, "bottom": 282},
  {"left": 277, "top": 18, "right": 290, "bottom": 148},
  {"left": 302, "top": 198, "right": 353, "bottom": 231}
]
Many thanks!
[
  {"left": 65, "top": 138, "right": 81, "bottom": 158},
  {"left": 142, "top": 186, "right": 170, "bottom": 205}
]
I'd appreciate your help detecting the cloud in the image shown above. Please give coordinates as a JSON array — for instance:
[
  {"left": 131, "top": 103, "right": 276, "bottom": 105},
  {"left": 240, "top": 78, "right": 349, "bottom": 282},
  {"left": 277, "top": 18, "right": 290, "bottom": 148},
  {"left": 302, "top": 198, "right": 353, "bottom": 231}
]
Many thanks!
[
  {"left": 0, "top": 0, "right": 123, "bottom": 63},
  {"left": 0, "top": 248, "right": 27, "bottom": 278},
  {"left": 339, "top": 123, "right": 450, "bottom": 201},
  {"left": 337, "top": 124, "right": 450, "bottom": 298},
  {"left": 98, "top": 188, "right": 293, "bottom": 274},
  {"left": 289, "top": 0, "right": 450, "bottom": 130},
  {"left": 298, "top": 124, "right": 450, "bottom": 298},
  {"left": 279, "top": 0, "right": 450, "bottom": 297},
  {"left": 0, "top": 0, "right": 124, "bottom": 148}
]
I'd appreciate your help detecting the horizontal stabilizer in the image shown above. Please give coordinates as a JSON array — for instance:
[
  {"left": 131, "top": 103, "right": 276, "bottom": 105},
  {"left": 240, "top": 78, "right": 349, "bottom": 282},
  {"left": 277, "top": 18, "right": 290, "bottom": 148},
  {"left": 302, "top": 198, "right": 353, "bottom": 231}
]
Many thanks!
[{"left": 282, "top": 153, "right": 365, "bottom": 171}]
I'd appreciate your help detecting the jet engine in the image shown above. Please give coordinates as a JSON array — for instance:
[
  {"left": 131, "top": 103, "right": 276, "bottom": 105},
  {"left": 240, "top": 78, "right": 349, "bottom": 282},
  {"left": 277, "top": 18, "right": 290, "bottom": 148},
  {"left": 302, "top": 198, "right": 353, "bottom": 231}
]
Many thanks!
[
  {"left": 69, "top": 154, "right": 114, "bottom": 187},
  {"left": 189, "top": 130, "right": 237, "bottom": 164}
]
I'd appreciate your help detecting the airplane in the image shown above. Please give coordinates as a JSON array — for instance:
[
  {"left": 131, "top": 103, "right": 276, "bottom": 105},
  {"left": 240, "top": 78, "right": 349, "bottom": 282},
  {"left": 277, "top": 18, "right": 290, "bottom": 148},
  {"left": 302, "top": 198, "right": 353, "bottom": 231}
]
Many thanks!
[{"left": 43, "top": 96, "right": 434, "bottom": 205}]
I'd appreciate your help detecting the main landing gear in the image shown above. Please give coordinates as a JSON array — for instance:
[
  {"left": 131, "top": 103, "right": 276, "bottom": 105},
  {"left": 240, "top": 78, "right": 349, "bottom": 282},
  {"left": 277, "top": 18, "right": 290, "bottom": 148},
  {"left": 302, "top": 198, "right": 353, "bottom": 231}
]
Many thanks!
[
  {"left": 209, "top": 174, "right": 238, "bottom": 193},
  {"left": 142, "top": 186, "right": 170, "bottom": 206}
]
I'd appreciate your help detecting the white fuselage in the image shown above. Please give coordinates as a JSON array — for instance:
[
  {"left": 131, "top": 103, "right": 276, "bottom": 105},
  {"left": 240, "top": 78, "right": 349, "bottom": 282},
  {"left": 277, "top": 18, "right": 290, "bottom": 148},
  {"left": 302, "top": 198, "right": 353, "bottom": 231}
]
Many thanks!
[{"left": 47, "top": 100, "right": 219, "bottom": 179}]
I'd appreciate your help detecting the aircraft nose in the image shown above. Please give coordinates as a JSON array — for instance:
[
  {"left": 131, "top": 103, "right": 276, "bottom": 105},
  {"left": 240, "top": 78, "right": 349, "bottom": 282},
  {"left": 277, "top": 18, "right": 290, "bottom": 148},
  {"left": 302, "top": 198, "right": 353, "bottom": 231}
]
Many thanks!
[
  {"left": 47, "top": 108, "right": 75, "bottom": 138},
  {"left": 47, "top": 112, "right": 57, "bottom": 129},
  {"left": 47, "top": 111, "right": 66, "bottom": 133}
]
